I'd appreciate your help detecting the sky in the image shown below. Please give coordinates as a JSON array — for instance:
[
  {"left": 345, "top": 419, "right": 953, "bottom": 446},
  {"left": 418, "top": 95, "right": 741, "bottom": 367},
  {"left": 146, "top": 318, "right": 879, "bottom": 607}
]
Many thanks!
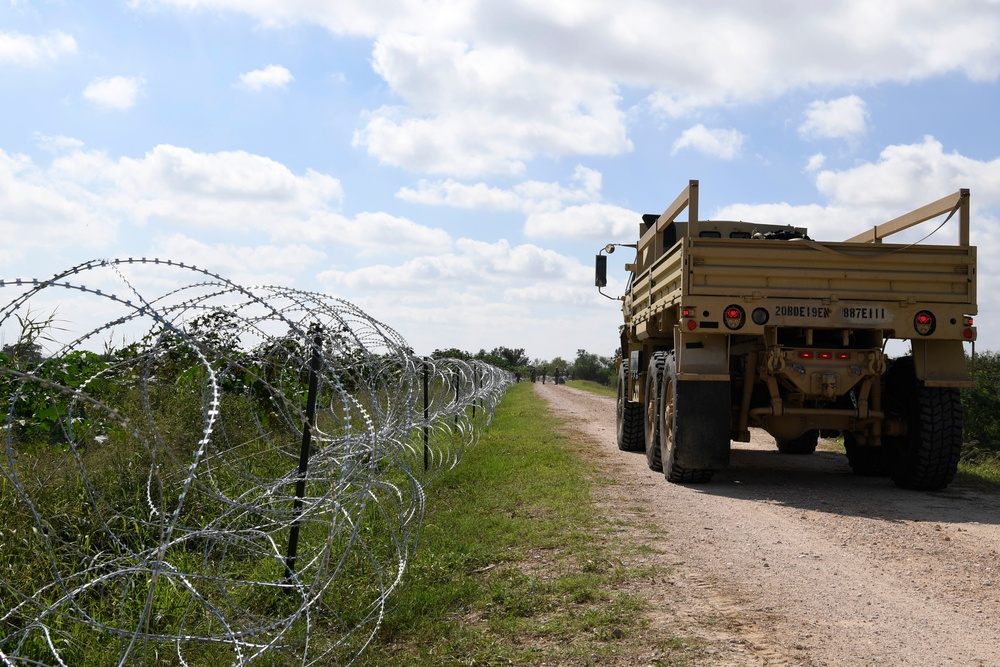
[{"left": 1, "top": 0, "right": 999, "bottom": 363}]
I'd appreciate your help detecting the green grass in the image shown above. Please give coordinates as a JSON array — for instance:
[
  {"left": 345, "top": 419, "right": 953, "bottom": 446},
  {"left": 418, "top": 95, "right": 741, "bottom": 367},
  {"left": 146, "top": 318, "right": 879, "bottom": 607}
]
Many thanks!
[
  {"left": 957, "top": 459, "right": 1000, "bottom": 490},
  {"left": 565, "top": 380, "right": 615, "bottom": 397},
  {"left": 4, "top": 369, "right": 677, "bottom": 666},
  {"left": 19, "top": 366, "right": 1000, "bottom": 664},
  {"left": 352, "top": 381, "right": 685, "bottom": 666}
]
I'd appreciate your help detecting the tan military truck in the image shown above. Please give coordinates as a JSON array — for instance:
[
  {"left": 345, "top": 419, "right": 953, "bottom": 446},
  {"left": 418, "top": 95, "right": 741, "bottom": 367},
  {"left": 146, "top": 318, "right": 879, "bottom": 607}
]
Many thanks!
[{"left": 595, "top": 180, "right": 976, "bottom": 490}]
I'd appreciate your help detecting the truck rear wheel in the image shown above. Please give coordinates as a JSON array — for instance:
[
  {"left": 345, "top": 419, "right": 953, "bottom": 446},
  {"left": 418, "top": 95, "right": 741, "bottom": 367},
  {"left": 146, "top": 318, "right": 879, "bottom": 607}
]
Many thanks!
[
  {"left": 884, "top": 356, "right": 963, "bottom": 490},
  {"left": 617, "top": 360, "right": 644, "bottom": 452},
  {"left": 644, "top": 353, "right": 666, "bottom": 471},
  {"left": 660, "top": 352, "right": 717, "bottom": 484},
  {"left": 776, "top": 430, "right": 819, "bottom": 455}
]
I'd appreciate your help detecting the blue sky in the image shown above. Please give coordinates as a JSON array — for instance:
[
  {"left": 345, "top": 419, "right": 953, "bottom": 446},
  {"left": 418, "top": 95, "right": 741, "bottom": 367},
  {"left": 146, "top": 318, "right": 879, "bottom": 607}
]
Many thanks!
[{"left": 2, "top": 1, "right": 999, "bottom": 362}]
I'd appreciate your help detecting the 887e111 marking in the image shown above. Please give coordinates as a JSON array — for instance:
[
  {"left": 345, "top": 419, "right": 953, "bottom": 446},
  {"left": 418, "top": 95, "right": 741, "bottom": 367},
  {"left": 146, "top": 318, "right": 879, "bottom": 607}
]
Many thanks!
[{"left": 843, "top": 306, "right": 888, "bottom": 320}]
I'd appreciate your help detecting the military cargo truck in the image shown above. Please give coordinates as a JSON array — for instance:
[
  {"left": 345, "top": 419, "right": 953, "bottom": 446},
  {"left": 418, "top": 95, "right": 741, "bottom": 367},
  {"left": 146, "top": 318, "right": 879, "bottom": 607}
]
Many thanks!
[{"left": 595, "top": 180, "right": 976, "bottom": 490}]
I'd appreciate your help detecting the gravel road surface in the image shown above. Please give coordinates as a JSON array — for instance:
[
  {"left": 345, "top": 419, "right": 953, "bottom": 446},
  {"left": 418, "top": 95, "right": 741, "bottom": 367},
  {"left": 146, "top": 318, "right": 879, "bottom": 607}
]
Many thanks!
[{"left": 534, "top": 382, "right": 1000, "bottom": 667}]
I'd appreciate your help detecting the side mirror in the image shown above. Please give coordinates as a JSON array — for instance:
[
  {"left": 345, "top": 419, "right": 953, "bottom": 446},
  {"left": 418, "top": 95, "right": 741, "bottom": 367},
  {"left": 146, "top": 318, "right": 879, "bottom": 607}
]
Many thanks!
[{"left": 595, "top": 254, "right": 607, "bottom": 287}]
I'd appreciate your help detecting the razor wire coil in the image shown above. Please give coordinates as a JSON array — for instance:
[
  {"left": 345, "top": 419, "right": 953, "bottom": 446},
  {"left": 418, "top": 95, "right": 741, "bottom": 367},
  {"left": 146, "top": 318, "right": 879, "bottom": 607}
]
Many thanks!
[{"left": 0, "top": 258, "right": 514, "bottom": 666}]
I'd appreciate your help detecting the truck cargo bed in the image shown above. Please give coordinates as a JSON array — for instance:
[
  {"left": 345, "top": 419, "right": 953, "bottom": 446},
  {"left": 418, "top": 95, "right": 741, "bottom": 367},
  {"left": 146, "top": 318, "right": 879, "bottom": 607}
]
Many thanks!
[
  {"left": 683, "top": 238, "right": 975, "bottom": 304},
  {"left": 632, "top": 236, "right": 976, "bottom": 328}
]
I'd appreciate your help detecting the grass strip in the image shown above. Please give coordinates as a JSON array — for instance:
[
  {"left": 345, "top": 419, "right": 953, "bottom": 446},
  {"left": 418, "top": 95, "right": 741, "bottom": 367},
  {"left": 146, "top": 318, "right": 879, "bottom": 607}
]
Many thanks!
[
  {"left": 565, "top": 379, "right": 615, "bottom": 397},
  {"left": 353, "top": 381, "right": 685, "bottom": 666}
]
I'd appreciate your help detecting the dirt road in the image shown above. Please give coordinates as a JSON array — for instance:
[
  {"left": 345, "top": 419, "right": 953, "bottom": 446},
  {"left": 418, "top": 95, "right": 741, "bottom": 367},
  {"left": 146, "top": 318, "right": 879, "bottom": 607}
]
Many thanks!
[{"left": 534, "top": 383, "right": 1000, "bottom": 667}]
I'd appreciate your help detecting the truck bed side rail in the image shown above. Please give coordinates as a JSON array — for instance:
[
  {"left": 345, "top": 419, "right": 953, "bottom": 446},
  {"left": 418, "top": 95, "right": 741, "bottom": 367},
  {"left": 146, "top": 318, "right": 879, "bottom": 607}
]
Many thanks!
[{"left": 844, "top": 189, "right": 970, "bottom": 245}]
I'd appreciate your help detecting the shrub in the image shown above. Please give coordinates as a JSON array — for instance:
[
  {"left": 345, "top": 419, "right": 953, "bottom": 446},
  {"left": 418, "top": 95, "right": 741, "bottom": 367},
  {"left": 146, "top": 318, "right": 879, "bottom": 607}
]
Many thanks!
[{"left": 962, "top": 350, "right": 1000, "bottom": 461}]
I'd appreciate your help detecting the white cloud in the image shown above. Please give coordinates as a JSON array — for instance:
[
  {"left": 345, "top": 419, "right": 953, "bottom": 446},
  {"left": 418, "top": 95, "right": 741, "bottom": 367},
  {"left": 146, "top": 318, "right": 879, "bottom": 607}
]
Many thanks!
[
  {"left": 314, "top": 235, "right": 613, "bottom": 357},
  {"left": 70, "top": 145, "right": 345, "bottom": 229},
  {"left": 318, "top": 238, "right": 583, "bottom": 293},
  {"left": 396, "top": 165, "right": 603, "bottom": 212},
  {"left": 0, "top": 30, "right": 76, "bottom": 65},
  {"left": 524, "top": 203, "right": 638, "bottom": 241},
  {"left": 238, "top": 64, "right": 294, "bottom": 91},
  {"left": 0, "top": 148, "right": 118, "bottom": 256},
  {"left": 714, "top": 136, "right": 1000, "bottom": 241},
  {"left": 34, "top": 133, "right": 86, "bottom": 154},
  {"left": 799, "top": 95, "right": 870, "bottom": 140},
  {"left": 353, "top": 33, "right": 631, "bottom": 175},
  {"left": 457, "top": 237, "right": 581, "bottom": 279},
  {"left": 805, "top": 153, "right": 827, "bottom": 172},
  {"left": 136, "top": 146, "right": 336, "bottom": 201},
  {"left": 0, "top": 141, "right": 466, "bottom": 301},
  {"left": 396, "top": 165, "right": 637, "bottom": 241},
  {"left": 815, "top": 136, "right": 1000, "bottom": 210},
  {"left": 151, "top": 233, "right": 326, "bottom": 285},
  {"left": 300, "top": 211, "right": 452, "bottom": 257},
  {"left": 642, "top": 3, "right": 1000, "bottom": 115},
  {"left": 83, "top": 75, "right": 145, "bottom": 110},
  {"left": 672, "top": 124, "right": 745, "bottom": 159},
  {"left": 130, "top": 1, "right": 1000, "bottom": 177},
  {"left": 398, "top": 179, "right": 523, "bottom": 210},
  {"left": 127, "top": 0, "right": 460, "bottom": 39}
]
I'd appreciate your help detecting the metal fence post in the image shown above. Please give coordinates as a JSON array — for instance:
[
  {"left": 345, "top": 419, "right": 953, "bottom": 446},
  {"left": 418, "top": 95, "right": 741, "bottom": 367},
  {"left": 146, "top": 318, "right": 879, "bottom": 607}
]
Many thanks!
[
  {"left": 423, "top": 358, "right": 429, "bottom": 471},
  {"left": 284, "top": 330, "right": 322, "bottom": 583},
  {"left": 472, "top": 366, "right": 478, "bottom": 419}
]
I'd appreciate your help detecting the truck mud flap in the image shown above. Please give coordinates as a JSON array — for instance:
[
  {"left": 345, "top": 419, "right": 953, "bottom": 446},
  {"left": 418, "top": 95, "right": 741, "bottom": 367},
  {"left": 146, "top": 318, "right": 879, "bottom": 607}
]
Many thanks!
[{"left": 673, "top": 379, "right": 731, "bottom": 470}]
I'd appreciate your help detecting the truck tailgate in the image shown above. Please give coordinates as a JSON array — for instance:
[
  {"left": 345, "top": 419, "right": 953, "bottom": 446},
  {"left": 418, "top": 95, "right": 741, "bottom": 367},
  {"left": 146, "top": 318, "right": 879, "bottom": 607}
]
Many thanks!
[{"left": 684, "top": 238, "right": 976, "bottom": 306}]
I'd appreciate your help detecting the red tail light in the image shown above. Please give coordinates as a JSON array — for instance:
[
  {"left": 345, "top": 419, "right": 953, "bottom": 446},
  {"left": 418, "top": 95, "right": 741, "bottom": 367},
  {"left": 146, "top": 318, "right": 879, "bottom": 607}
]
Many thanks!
[
  {"left": 723, "top": 304, "right": 746, "bottom": 330},
  {"left": 914, "top": 310, "right": 936, "bottom": 336}
]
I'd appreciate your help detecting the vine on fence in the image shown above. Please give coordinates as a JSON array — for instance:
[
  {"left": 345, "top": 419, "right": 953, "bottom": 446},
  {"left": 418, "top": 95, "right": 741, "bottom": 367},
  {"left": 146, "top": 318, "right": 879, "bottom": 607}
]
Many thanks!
[{"left": 0, "top": 259, "right": 513, "bottom": 666}]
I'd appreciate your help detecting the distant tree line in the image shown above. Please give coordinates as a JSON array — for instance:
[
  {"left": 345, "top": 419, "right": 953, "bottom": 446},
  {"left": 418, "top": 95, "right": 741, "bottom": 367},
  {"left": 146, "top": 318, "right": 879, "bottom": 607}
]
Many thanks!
[{"left": 430, "top": 346, "right": 616, "bottom": 385}]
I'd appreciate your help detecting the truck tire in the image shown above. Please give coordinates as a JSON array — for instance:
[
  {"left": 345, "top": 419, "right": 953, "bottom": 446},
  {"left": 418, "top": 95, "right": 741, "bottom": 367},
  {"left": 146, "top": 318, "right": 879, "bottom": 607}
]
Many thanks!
[
  {"left": 884, "top": 356, "right": 963, "bottom": 490},
  {"left": 659, "top": 352, "right": 717, "bottom": 484},
  {"left": 644, "top": 352, "right": 667, "bottom": 471},
  {"left": 617, "top": 360, "right": 644, "bottom": 452},
  {"left": 776, "top": 430, "right": 819, "bottom": 455},
  {"left": 843, "top": 431, "right": 891, "bottom": 477}
]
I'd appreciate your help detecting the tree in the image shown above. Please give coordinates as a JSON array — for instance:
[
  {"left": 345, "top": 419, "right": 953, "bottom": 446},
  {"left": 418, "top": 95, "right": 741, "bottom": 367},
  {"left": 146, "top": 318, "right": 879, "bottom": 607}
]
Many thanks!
[
  {"left": 962, "top": 350, "right": 1000, "bottom": 460},
  {"left": 488, "top": 346, "right": 529, "bottom": 367},
  {"left": 571, "top": 349, "right": 615, "bottom": 385},
  {"left": 548, "top": 356, "right": 569, "bottom": 372},
  {"left": 431, "top": 348, "right": 472, "bottom": 360},
  {"left": 470, "top": 347, "right": 530, "bottom": 372}
]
